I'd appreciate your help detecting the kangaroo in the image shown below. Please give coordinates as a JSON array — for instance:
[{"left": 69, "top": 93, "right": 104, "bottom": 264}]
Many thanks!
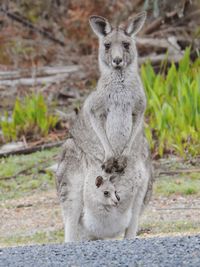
[
  {"left": 56, "top": 12, "right": 153, "bottom": 242},
  {"left": 70, "top": 12, "right": 147, "bottom": 173}
]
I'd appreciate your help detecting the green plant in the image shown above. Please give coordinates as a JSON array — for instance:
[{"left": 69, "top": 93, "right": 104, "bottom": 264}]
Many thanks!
[
  {"left": 142, "top": 48, "right": 200, "bottom": 157},
  {"left": 154, "top": 175, "right": 200, "bottom": 196},
  {"left": 0, "top": 93, "right": 58, "bottom": 142}
]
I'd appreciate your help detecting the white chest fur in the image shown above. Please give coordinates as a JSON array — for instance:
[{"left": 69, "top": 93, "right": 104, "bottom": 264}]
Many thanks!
[
  {"left": 105, "top": 88, "right": 133, "bottom": 155},
  {"left": 82, "top": 205, "right": 132, "bottom": 239}
]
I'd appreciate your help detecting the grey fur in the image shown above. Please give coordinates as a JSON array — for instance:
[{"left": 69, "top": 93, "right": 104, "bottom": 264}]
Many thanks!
[{"left": 56, "top": 12, "right": 154, "bottom": 242}]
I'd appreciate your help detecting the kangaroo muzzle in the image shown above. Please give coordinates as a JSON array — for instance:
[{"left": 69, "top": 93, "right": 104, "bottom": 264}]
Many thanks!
[{"left": 112, "top": 57, "right": 123, "bottom": 68}]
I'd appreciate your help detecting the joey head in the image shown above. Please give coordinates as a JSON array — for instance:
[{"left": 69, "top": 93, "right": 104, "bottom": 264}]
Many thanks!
[{"left": 95, "top": 175, "right": 120, "bottom": 208}]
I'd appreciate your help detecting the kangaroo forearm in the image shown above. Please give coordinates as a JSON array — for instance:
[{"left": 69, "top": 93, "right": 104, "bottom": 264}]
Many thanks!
[
  {"left": 83, "top": 93, "right": 113, "bottom": 157},
  {"left": 123, "top": 116, "right": 143, "bottom": 155},
  {"left": 89, "top": 113, "right": 114, "bottom": 157}
]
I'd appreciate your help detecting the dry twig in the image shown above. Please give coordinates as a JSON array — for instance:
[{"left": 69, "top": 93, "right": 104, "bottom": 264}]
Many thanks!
[{"left": 0, "top": 140, "right": 64, "bottom": 158}]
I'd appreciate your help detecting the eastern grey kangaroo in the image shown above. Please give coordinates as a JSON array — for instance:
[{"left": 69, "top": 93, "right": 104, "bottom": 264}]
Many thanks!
[
  {"left": 56, "top": 12, "right": 153, "bottom": 242},
  {"left": 70, "top": 12, "right": 147, "bottom": 173}
]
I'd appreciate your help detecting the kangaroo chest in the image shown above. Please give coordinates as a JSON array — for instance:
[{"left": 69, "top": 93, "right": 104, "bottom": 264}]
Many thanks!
[{"left": 105, "top": 87, "right": 133, "bottom": 154}]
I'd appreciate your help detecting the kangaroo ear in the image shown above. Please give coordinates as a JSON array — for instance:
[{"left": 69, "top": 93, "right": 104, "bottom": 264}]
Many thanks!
[
  {"left": 89, "top": 15, "right": 112, "bottom": 37},
  {"left": 95, "top": 176, "right": 104, "bottom": 188},
  {"left": 125, "top": 11, "right": 146, "bottom": 36}
]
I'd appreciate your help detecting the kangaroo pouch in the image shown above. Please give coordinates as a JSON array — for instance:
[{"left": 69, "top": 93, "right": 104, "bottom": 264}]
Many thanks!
[{"left": 106, "top": 104, "right": 132, "bottom": 155}]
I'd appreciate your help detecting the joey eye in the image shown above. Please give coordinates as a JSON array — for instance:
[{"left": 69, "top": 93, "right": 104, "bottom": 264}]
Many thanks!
[
  {"left": 104, "top": 43, "right": 111, "bottom": 50},
  {"left": 123, "top": 42, "right": 130, "bottom": 50},
  {"left": 104, "top": 191, "right": 110, "bottom": 197}
]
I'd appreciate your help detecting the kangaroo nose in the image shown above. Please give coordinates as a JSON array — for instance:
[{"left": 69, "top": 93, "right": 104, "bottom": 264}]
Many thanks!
[{"left": 113, "top": 57, "right": 123, "bottom": 65}]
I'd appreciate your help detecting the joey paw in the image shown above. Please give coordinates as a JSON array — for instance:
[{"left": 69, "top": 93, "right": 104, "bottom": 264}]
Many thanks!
[
  {"left": 102, "top": 157, "right": 116, "bottom": 173},
  {"left": 114, "top": 156, "right": 127, "bottom": 173},
  {"left": 102, "top": 156, "right": 127, "bottom": 174}
]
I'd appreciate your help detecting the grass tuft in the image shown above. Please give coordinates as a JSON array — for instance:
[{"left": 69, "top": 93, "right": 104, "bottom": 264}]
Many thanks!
[
  {"left": 155, "top": 174, "right": 200, "bottom": 196},
  {"left": 0, "top": 148, "right": 59, "bottom": 201}
]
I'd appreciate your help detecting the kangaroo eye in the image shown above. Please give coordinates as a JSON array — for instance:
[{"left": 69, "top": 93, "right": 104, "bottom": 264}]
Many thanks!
[
  {"left": 104, "top": 191, "right": 110, "bottom": 197},
  {"left": 104, "top": 43, "right": 111, "bottom": 50},
  {"left": 123, "top": 42, "right": 130, "bottom": 49}
]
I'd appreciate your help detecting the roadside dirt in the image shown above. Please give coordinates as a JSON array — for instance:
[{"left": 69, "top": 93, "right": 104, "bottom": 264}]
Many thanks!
[{"left": 0, "top": 191, "right": 62, "bottom": 239}]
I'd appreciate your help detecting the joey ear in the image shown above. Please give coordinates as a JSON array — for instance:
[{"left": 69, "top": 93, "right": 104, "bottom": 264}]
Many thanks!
[
  {"left": 89, "top": 15, "right": 112, "bottom": 37},
  {"left": 95, "top": 176, "right": 104, "bottom": 188},
  {"left": 125, "top": 11, "right": 146, "bottom": 36}
]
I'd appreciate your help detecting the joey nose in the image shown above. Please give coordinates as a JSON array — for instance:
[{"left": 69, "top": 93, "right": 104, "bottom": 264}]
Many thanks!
[
  {"left": 114, "top": 201, "right": 118, "bottom": 206},
  {"left": 112, "top": 57, "right": 123, "bottom": 66}
]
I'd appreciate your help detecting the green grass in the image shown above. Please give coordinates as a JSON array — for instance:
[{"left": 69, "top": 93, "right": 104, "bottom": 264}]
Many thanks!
[
  {"left": 142, "top": 48, "right": 200, "bottom": 157},
  {"left": 0, "top": 148, "right": 59, "bottom": 201},
  {"left": 154, "top": 173, "right": 200, "bottom": 196},
  {"left": 0, "top": 229, "right": 64, "bottom": 247},
  {"left": 140, "top": 220, "right": 200, "bottom": 236}
]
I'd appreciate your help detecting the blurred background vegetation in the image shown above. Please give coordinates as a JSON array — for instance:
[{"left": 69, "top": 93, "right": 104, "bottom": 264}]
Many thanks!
[{"left": 0, "top": 0, "right": 199, "bottom": 158}]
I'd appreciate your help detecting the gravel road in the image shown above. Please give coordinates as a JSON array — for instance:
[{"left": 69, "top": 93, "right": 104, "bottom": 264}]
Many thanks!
[{"left": 0, "top": 235, "right": 200, "bottom": 267}]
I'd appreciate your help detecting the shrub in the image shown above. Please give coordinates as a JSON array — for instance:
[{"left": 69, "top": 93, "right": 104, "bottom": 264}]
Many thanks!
[
  {"left": 0, "top": 93, "right": 58, "bottom": 142},
  {"left": 142, "top": 48, "right": 200, "bottom": 157}
]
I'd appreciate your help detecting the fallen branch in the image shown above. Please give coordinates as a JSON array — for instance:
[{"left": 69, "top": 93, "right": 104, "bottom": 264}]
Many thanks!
[
  {"left": 0, "top": 65, "right": 80, "bottom": 80},
  {"left": 137, "top": 37, "right": 172, "bottom": 49},
  {"left": 0, "top": 75, "right": 68, "bottom": 86},
  {"left": 184, "top": 9, "right": 200, "bottom": 20},
  {"left": 137, "top": 37, "right": 181, "bottom": 52},
  {"left": 16, "top": 203, "right": 33, "bottom": 208},
  {"left": 0, "top": 7, "right": 65, "bottom": 47},
  {"left": 0, "top": 74, "right": 69, "bottom": 86},
  {"left": 0, "top": 65, "right": 80, "bottom": 86},
  {"left": 156, "top": 207, "right": 200, "bottom": 211},
  {"left": 149, "top": 26, "right": 189, "bottom": 37},
  {"left": 139, "top": 53, "right": 183, "bottom": 65},
  {"left": 143, "top": 17, "right": 164, "bottom": 35},
  {"left": 159, "top": 168, "right": 200, "bottom": 176},
  {"left": 0, "top": 140, "right": 65, "bottom": 158}
]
